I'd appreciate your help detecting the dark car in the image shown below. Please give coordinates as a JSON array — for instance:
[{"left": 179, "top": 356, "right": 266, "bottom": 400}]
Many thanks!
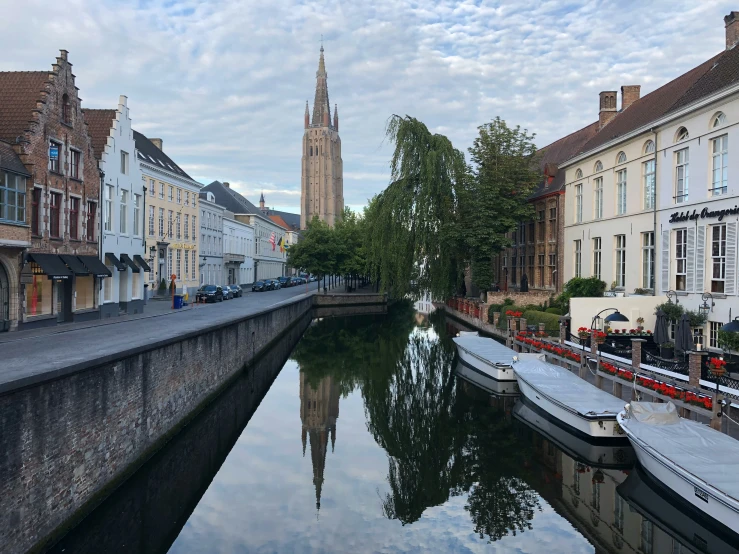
[
  {"left": 269, "top": 279, "right": 281, "bottom": 290},
  {"left": 229, "top": 285, "right": 243, "bottom": 298},
  {"left": 293, "top": 277, "right": 305, "bottom": 285},
  {"left": 196, "top": 284, "right": 223, "bottom": 303},
  {"left": 222, "top": 285, "right": 234, "bottom": 300},
  {"left": 278, "top": 276, "right": 292, "bottom": 288},
  {"left": 252, "top": 280, "right": 268, "bottom": 292}
]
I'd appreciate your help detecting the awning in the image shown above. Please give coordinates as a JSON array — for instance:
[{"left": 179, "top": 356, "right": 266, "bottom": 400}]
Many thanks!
[
  {"left": 59, "top": 254, "right": 90, "bottom": 276},
  {"left": 105, "top": 252, "right": 127, "bottom": 271},
  {"left": 133, "top": 254, "right": 152, "bottom": 272},
  {"left": 26, "top": 253, "right": 73, "bottom": 280},
  {"left": 119, "top": 253, "right": 140, "bottom": 273},
  {"left": 78, "top": 255, "right": 113, "bottom": 278}
]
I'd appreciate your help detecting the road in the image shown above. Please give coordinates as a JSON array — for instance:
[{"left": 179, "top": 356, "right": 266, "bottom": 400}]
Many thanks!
[{"left": 0, "top": 282, "right": 323, "bottom": 393}]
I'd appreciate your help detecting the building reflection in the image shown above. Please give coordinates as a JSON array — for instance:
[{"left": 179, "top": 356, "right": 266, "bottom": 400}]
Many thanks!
[{"left": 300, "top": 371, "right": 340, "bottom": 510}]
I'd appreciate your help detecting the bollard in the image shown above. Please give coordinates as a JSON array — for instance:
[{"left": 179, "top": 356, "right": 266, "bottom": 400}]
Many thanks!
[{"left": 688, "top": 350, "right": 706, "bottom": 387}]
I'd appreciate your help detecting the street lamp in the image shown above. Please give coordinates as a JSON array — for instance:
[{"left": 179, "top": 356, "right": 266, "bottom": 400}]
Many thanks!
[
  {"left": 699, "top": 292, "right": 714, "bottom": 318},
  {"left": 590, "top": 308, "right": 629, "bottom": 332},
  {"left": 665, "top": 290, "right": 679, "bottom": 304}
]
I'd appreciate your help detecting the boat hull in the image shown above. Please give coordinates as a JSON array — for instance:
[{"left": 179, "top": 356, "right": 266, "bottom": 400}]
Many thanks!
[
  {"left": 455, "top": 361, "right": 519, "bottom": 396},
  {"left": 618, "top": 413, "right": 739, "bottom": 531},
  {"left": 455, "top": 344, "right": 515, "bottom": 382},
  {"left": 516, "top": 375, "right": 626, "bottom": 441}
]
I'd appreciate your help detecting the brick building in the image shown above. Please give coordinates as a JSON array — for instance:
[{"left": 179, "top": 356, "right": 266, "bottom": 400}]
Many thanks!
[{"left": 0, "top": 50, "right": 108, "bottom": 330}]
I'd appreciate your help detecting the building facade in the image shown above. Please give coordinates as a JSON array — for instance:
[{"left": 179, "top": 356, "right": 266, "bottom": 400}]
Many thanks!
[
  {"left": 85, "top": 96, "right": 148, "bottom": 317},
  {"left": 136, "top": 132, "right": 201, "bottom": 296},
  {"left": 198, "top": 191, "right": 224, "bottom": 286},
  {"left": 223, "top": 212, "right": 255, "bottom": 286},
  {"left": 301, "top": 46, "right": 343, "bottom": 229},
  {"left": 0, "top": 50, "right": 108, "bottom": 330}
]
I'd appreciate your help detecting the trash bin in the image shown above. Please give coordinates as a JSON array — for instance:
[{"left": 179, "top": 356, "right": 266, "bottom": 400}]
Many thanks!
[{"left": 173, "top": 294, "right": 184, "bottom": 309}]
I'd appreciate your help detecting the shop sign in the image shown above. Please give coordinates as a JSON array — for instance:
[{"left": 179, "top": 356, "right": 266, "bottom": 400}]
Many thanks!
[
  {"left": 669, "top": 205, "right": 739, "bottom": 224},
  {"left": 49, "top": 144, "right": 59, "bottom": 160},
  {"left": 169, "top": 243, "right": 196, "bottom": 250}
]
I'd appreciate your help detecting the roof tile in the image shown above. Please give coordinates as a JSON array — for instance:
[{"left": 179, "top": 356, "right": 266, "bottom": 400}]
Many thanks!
[{"left": 0, "top": 71, "right": 50, "bottom": 143}]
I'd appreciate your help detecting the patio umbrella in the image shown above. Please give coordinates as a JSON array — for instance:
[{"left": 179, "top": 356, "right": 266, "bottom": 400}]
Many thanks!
[
  {"left": 653, "top": 309, "right": 669, "bottom": 350},
  {"left": 675, "top": 313, "right": 693, "bottom": 357}
]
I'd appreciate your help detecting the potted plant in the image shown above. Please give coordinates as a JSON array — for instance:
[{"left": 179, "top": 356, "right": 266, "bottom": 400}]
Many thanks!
[
  {"left": 577, "top": 327, "right": 590, "bottom": 340},
  {"left": 636, "top": 317, "right": 645, "bottom": 331},
  {"left": 661, "top": 342, "right": 675, "bottom": 359},
  {"left": 593, "top": 330, "right": 607, "bottom": 345},
  {"left": 709, "top": 357, "right": 727, "bottom": 378}
]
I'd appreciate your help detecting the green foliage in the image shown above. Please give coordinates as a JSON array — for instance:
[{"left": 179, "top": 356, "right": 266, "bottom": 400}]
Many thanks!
[
  {"left": 718, "top": 329, "right": 739, "bottom": 353},
  {"left": 684, "top": 309, "right": 707, "bottom": 328},
  {"left": 522, "top": 310, "right": 560, "bottom": 333},
  {"left": 553, "top": 277, "right": 607, "bottom": 313},
  {"left": 654, "top": 301, "right": 683, "bottom": 322},
  {"left": 545, "top": 307, "right": 563, "bottom": 315},
  {"left": 169, "top": 279, "right": 175, "bottom": 291},
  {"left": 633, "top": 288, "right": 651, "bottom": 295},
  {"left": 158, "top": 278, "right": 167, "bottom": 292}
]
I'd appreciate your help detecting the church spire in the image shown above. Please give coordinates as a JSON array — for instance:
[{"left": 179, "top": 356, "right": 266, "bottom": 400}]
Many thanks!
[{"left": 311, "top": 45, "right": 331, "bottom": 127}]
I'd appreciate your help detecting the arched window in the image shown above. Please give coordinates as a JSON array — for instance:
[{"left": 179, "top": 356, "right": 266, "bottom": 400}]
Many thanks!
[
  {"left": 594, "top": 161, "right": 603, "bottom": 172},
  {"left": 675, "top": 127, "right": 689, "bottom": 142},
  {"left": 575, "top": 169, "right": 583, "bottom": 179},
  {"left": 712, "top": 111, "right": 727, "bottom": 128},
  {"left": 309, "top": 146, "right": 313, "bottom": 156},
  {"left": 616, "top": 151, "right": 627, "bottom": 164},
  {"left": 644, "top": 140, "right": 655, "bottom": 154},
  {"left": 61, "top": 93, "right": 70, "bottom": 123}
]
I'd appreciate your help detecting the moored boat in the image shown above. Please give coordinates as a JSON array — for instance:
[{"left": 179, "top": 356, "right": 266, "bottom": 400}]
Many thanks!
[
  {"left": 617, "top": 402, "right": 739, "bottom": 532},
  {"left": 513, "top": 357, "right": 627, "bottom": 441},
  {"left": 454, "top": 360, "right": 519, "bottom": 396},
  {"left": 452, "top": 335, "right": 517, "bottom": 382},
  {"left": 456, "top": 331, "right": 479, "bottom": 337}
]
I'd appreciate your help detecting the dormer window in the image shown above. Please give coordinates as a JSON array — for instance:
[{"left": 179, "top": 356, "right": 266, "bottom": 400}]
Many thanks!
[
  {"left": 62, "top": 93, "right": 71, "bottom": 124},
  {"left": 594, "top": 161, "right": 603, "bottom": 173},
  {"left": 616, "top": 151, "right": 627, "bottom": 164},
  {"left": 676, "top": 127, "right": 689, "bottom": 142},
  {"left": 712, "top": 112, "right": 727, "bottom": 129}
]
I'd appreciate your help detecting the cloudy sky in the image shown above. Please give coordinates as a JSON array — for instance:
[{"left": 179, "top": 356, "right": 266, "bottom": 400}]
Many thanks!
[{"left": 1, "top": 0, "right": 735, "bottom": 213}]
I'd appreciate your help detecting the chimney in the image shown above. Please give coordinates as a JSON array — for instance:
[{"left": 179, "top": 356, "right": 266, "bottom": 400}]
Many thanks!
[
  {"left": 621, "top": 85, "right": 641, "bottom": 111},
  {"left": 223, "top": 181, "right": 230, "bottom": 188},
  {"left": 726, "top": 11, "right": 739, "bottom": 49},
  {"left": 150, "top": 138, "right": 163, "bottom": 151},
  {"left": 599, "top": 91, "right": 617, "bottom": 129}
]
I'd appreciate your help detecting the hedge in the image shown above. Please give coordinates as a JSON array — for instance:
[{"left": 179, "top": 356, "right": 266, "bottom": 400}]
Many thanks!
[{"left": 522, "top": 310, "right": 561, "bottom": 333}]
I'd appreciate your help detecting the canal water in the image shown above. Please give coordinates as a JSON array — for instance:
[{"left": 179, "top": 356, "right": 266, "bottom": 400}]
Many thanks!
[{"left": 49, "top": 303, "right": 737, "bottom": 554}]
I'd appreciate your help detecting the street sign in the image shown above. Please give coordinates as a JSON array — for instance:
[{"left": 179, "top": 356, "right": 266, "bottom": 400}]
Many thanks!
[{"left": 49, "top": 145, "right": 59, "bottom": 160}]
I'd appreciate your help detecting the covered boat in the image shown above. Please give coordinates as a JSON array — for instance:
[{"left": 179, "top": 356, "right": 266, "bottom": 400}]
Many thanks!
[
  {"left": 454, "top": 360, "right": 519, "bottom": 396},
  {"left": 617, "top": 402, "right": 739, "bottom": 532},
  {"left": 513, "top": 399, "right": 634, "bottom": 469},
  {"left": 452, "top": 335, "right": 517, "bottom": 382},
  {"left": 513, "top": 357, "right": 627, "bottom": 440}
]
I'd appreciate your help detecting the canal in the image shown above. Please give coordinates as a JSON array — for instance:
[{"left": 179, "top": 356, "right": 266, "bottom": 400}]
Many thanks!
[{"left": 47, "top": 303, "right": 737, "bottom": 554}]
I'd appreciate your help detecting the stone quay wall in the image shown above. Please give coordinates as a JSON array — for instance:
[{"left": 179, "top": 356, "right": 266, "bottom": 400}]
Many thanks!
[
  {"left": 0, "top": 294, "right": 313, "bottom": 554},
  {"left": 312, "top": 292, "right": 388, "bottom": 306}
]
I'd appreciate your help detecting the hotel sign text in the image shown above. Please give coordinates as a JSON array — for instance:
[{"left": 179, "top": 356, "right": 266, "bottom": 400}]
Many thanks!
[{"left": 669, "top": 205, "right": 739, "bottom": 224}]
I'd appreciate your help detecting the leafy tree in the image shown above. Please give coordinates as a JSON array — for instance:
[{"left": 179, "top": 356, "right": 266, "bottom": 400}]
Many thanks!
[
  {"left": 552, "top": 276, "right": 607, "bottom": 313},
  {"left": 287, "top": 216, "right": 338, "bottom": 280}
]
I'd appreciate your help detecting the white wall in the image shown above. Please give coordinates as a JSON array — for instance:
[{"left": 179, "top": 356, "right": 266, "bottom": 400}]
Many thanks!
[
  {"left": 223, "top": 216, "right": 255, "bottom": 285},
  {"left": 570, "top": 295, "right": 666, "bottom": 334}
]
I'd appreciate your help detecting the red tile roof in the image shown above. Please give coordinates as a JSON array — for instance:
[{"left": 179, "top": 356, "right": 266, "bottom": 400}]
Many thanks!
[
  {"left": 82, "top": 109, "right": 116, "bottom": 160},
  {"left": 268, "top": 214, "right": 289, "bottom": 230},
  {"left": 0, "top": 71, "right": 50, "bottom": 143}
]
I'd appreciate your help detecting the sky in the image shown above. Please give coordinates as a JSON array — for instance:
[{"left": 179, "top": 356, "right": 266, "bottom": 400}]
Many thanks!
[{"left": 1, "top": 0, "right": 736, "bottom": 213}]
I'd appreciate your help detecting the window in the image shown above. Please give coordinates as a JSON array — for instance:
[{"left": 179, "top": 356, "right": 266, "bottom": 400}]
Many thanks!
[
  {"left": 61, "top": 93, "right": 71, "bottom": 123},
  {"left": 102, "top": 185, "right": 113, "bottom": 232},
  {"left": 643, "top": 159, "right": 655, "bottom": 210},
  {"left": 120, "top": 151, "right": 129, "bottom": 175},
  {"left": 641, "top": 520, "right": 654, "bottom": 554},
  {"left": 616, "top": 170, "right": 627, "bottom": 215},
  {"left": 593, "top": 237, "right": 602, "bottom": 280},
  {"left": 185, "top": 248, "right": 189, "bottom": 278},
  {"left": 32, "top": 188, "right": 41, "bottom": 234},
  {"left": 168, "top": 186, "right": 173, "bottom": 202},
  {"left": 0, "top": 171, "right": 26, "bottom": 223},
  {"left": 191, "top": 250, "right": 196, "bottom": 280},
  {"left": 675, "top": 148, "right": 689, "bottom": 203},
  {"left": 184, "top": 214, "right": 189, "bottom": 240},
  {"left": 149, "top": 179, "right": 155, "bottom": 197},
  {"left": 711, "top": 135, "right": 728, "bottom": 196},
  {"left": 50, "top": 192, "right": 62, "bottom": 238},
  {"left": 176, "top": 249, "right": 182, "bottom": 279},
  {"left": 575, "top": 169, "right": 583, "bottom": 179},
  {"left": 176, "top": 213, "right": 181, "bottom": 239},
  {"left": 177, "top": 188, "right": 181, "bottom": 204},
  {"left": 594, "top": 177, "right": 603, "bottom": 219},
  {"left": 149, "top": 205, "right": 155, "bottom": 236},
  {"left": 133, "top": 194, "right": 141, "bottom": 236},
  {"left": 70, "top": 150, "right": 81, "bottom": 180},
  {"left": 594, "top": 161, "right": 603, "bottom": 172},
  {"left": 86, "top": 201, "right": 96, "bottom": 241},
  {"left": 185, "top": 191, "right": 190, "bottom": 206},
  {"left": 712, "top": 112, "right": 727, "bottom": 128},
  {"left": 642, "top": 231, "right": 654, "bottom": 289},
  {"left": 614, "top": 495, "right": 624, "bottom": 533},
  {"left": 49, "top": 141, "right": 61, "bottom": 173},
  {"left": 192, "top": 215, "right": 196, "bottom": 240},
  {"left": 675, "top": 229, "right": 687, "bottom": 291},
  {"left": 693, "top": 327, "right": 704, "bottom": 348},
  {"left": 69, "top": 197, "right": 79, "bottom": 239},
  {"left": 616, "top": 151, "right": 627, "bottom": 164},
  {"left": 548, "top": 207, "right": 556, "bottom": 239},
  {"left": 167, "top": 210, "right": 173, "bottom": 238},
  {"left": 644, "top": 140, "right": 655, "bottom": 154},
  {"left": 158, "top": 208, "right": 164, "bottom": 237},
  {"left": 120, "top": 189, "right": 128, "bottom": 234},
  {"left": 168, "top": 248, "right": 173, "bottom": 278},
  {"left": 574, "top": 184, "right": 583, "bottom": 223},
  {"left": 711, "top": 224, "right": 727, "bottom": 293},
  {"left": 615, "top": 235, "right": 626, "bottom": 287},
  {"left": 574, "top": 240, "right": 582, "bottom": 278},
  {"left": 710, "top": 321, "right": 724, "bottom": 349},
  {"left": 159, "top": 182, "right": 164, "bottom": 199},
  {"left": 676, "top": 127, "right": 689, "bottom": 142}
]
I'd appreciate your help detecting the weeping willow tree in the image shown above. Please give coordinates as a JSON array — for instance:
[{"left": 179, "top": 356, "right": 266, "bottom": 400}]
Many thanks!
[{"left": 365, "top": 116, "right": 467, "bottom": 300}]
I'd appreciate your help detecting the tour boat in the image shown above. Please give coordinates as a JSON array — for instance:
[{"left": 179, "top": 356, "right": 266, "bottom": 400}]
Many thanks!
[
  {"left": 513, "top": 398, "right": 634, "bottom": 469},
  {"left": 452, "top": 335, "right": 517, "bottom": 382},
  {"left": 456, "top": 331, "right": 479, "bottom": 337},
  {"left": 617, "top": 402, "right": 739, "bottom": 532},
  {"left": 454, "top": 360, "right": 519, "bottom": 396},
  {"left": 618, "top": 465, "right": 739, "bottom": 553},
  {"left": 512, "top": 357, "right": 627, "bottom": 441}
]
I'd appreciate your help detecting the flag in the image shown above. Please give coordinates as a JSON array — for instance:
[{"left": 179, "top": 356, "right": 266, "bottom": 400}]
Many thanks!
[
  {"left": 269, "top": 232, "right": 276, "bottom": 251},
  {"left": 278, "top": 236, "right": 285, "bottom": 253}
]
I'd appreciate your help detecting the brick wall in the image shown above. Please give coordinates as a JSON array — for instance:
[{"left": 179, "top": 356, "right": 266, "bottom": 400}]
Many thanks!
[
  {"left": 486, "top": 291, "right": 552, "bottom": 306},
  {"left": 0, "top": 294, "right": 313, "bottom": 553}
]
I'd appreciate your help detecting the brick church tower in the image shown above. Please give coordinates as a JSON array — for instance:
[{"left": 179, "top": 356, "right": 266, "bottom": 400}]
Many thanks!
[{"left": 301, "top": 45, "right": 343, "bottom": 229}]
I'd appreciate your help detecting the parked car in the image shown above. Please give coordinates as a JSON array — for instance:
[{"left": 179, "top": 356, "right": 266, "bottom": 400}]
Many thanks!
[
  {"left": 196, "top": 284, "right": 223, "bottom": 303},
  {"left": 229, "top": 285, "right": 243, "bottom": 298},
  {"left": 269, "top": 279, "right": 281, "bottom": 290},
  {"left": 252, "top": 280, "right": 268, "bottom": 292},
  {"left": 278, "top": 276, "right": 292, "bottom": 288},
  {"left": 222, "top": 285, "right": 234, "bottom": 300},
  {"left": 309, "top": 275, "right": 317, "bottom": 282}
]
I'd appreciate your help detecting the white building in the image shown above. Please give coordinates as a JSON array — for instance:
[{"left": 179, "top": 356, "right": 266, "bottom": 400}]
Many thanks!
[
  {"left": 223, "top": 212, "right": 255, "bottom": 286},
  {"left": 84, "top": 97, "right": 147, "bottom": 317},
  {"left": 198, "top": 191, "right": 225, "bottom": 286}
]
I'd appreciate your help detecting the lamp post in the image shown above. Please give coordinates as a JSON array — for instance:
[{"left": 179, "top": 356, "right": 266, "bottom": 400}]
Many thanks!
[
  {"left": 698, "top": 292, "right": 714, "bottom": 318},
  {"left": 665, "top": 289, "right": 679, "bottom": 304},
  {"left": 590, "top": 308, "right": 629, "bottom": 373}
]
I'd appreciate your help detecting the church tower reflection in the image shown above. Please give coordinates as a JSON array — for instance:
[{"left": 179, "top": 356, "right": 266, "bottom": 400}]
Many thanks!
[{"left": 300, "top": 372, "right": 340, "bottom": 510}]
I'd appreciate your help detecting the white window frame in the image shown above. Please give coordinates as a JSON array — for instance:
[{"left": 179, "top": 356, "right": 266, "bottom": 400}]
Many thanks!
[
  {"left": 675, "top": 228, "right": 687, "bottom": 291},
  {"left": 574, "top": 184, "right": 583, "bottom": 223},
  {"left": 710, "top": 321, "right": 724, "bottom": 349},
  {"left": 593, "top": 237, "right": 601, "bottom": 280},
  {"left": 675, "top": 148, "right": 689, "bottom": 203},
  {"left": 642, "top": 231, "right": 654, "bottom": 290},
  {"left": 711, "top": 224, "right": 727, "bottom": 293},
  {"left": 615, "top": 235, "right": 626, "bottom": 288},
  {"left": 594, "top": 177, "right": 603, "bottom": 219},
  {"left": 643, "top": 159, "right": 655, "bottom": 210},
  {"left": 120, "top": 151, "right": 129, "bottom": 175},
  {"left": 119, "top": 189, "right": 128, "bottom": 235},
  {"left": 158, "top": 207, "right": 164, "bottom": 237},
  {"left": 133, "top": 193, "right": 141, "bottom": 237},
  {"left": 711, "top": 134, "right": 728, "bottom": 196},
  {"left": 616, "top": 169, "right": 627, "bottom": 215},
  {"left": 148, "top": 205, "right": 155, "bottom": 236},
  {"left": 574, "top": 240, "right": 582, "bottom": 278},
  {"left": 104, "top": 184, "right": 114, "bottom": 232}
]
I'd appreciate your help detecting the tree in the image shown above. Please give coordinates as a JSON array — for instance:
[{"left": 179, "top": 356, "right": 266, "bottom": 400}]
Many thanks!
[
  {"left": 461, "top": 117, "right": 540, "bottom": 290},
  {"left": 287, "top": 216, "right": 337, "bottom": 279}
]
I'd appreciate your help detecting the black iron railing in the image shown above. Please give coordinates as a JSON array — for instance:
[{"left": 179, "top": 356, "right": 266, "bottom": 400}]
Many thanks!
[{"left": 644, "top": 351, "right": 689, "bottom": 375}]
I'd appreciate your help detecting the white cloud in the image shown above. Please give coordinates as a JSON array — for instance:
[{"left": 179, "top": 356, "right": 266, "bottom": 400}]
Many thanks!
[{"left": 1, "top": 0, "right": 734, "bottom": 212}]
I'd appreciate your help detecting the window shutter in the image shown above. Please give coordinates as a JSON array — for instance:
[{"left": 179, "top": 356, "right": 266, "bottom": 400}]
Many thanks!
[
  {"left": 661, "top": 230, "right": 670, "bottom": 293},
  {"left": 686, "top": 227, "right": 695, "bottom": 292},
  {"left": 695, "top": 226, "right": 706, "bottom": 294},
  {"left": 726, "top": 222, "right": 737, "bottom": 295}
]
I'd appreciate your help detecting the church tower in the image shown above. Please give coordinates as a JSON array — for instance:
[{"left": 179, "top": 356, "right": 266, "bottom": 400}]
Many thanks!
[{"left": 301, "top": 45, "right": 344, "bottom": 229}]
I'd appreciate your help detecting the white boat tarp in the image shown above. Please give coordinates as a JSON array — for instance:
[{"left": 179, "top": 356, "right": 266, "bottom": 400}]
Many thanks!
[
  {"left": 630, "top": 401, "right": 680, "bottom": 425},
  {"left": 452, "top": 336, "right": 517, "bottom": 366},
  {"left": 625, "top": 402, "right": 739, "bottom": 503},
  {"left": 514, "top": 359, "right": 625, "bottom": 417}
]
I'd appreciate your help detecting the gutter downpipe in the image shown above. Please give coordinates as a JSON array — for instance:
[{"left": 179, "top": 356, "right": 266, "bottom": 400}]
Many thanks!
[{"left": 651, "top": 127, "right": 658, "bottom": 296}]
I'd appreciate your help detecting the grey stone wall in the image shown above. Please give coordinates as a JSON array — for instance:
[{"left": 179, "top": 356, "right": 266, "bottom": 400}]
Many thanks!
[
  {"left": 0, "top": 295, "right": 312, "bottom": 554},
  {"left": 312, "top": 292, "right": 387, "bottom": 306}
]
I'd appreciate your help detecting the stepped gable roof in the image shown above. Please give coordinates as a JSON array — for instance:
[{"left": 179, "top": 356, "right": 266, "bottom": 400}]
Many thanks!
[
  {"left": 82, "top": 109, "right": 116, "bottom": 160},
  {"left": 133, "top": 130, "right": 194, "bottom": 180},
  {"left": 202, "top": 181, "right": 261, "bottom": 215},
  {"left": 530, "top": 120, "right": 600, "bottom": 199},
  {"left": 0, "top": 71, "right": 50, "bottom": 143},
  {"left": 0, "top": 140, "right": 31, "bottom": 176}
]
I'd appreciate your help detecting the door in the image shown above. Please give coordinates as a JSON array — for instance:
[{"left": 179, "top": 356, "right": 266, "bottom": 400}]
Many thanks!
[
  {"left": 55, "top": 280, "right": 73, "bottom": 323},
  {"left": 0, "top": 263, "right": 9, "bottom": 332}
]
